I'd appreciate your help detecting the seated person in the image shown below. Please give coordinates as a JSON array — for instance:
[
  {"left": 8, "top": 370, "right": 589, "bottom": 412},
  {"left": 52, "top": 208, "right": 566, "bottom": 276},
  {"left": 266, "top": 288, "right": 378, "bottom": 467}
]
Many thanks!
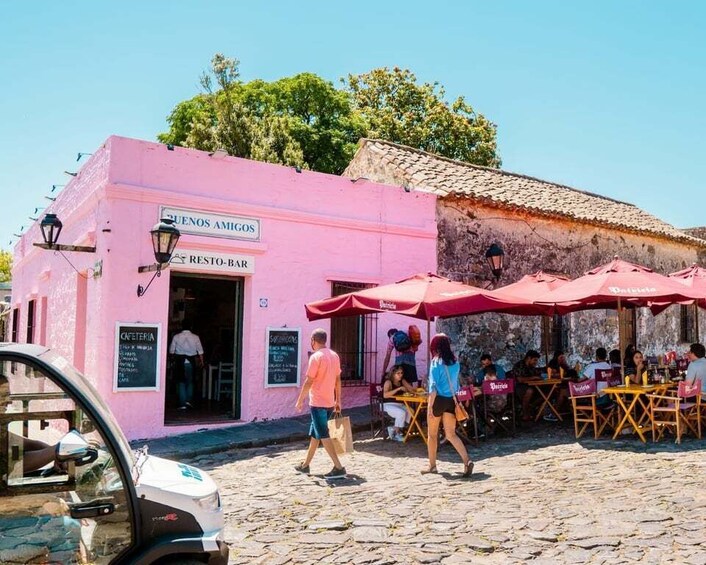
[
  {"left": 482, "top": 364, "right": 508, "bottom": 414},
  {"left": 583, "top": 348, "right": 612, "bottom": 380},
  {"left": 547, "top": 350, "right": 571, "bottom": 378},
  {"left": 583, "top": 347, "right": 613, "bottom": 394},
  {"left": 474, "top": 353, "right": 505, "bottom": 386},
  {"left": 686, "top": 343, "right": 706, "bottom": 392},
  {"left": 609, "top": 348, "right": 622, "bottom": 369},
  {"left": 479, "top": 364, "right": 508, "bottom": 436},
  {"left": 0, "top": 374, "right": 59, "bottom": 474},
  {"left": 624, "top": 349, "right": 645, "bottom": 385},
  {"left": 512, "top": 350, "right": 541, "bottom": 421},
  {"left": 382, "top": 364, "right": 416, "bottom": 441}
]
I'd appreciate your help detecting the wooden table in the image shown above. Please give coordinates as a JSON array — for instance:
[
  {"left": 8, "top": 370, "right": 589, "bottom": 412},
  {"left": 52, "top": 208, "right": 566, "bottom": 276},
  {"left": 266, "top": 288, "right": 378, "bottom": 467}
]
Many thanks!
[
  {"left": 602, "top": 384, "right": 666, "bottom": 442},
  {"left": 524, "top": 378, "right": 564, "bottom": 421},
  {"left": 398, "top": 393, "right": 428, "bottom": 444}
]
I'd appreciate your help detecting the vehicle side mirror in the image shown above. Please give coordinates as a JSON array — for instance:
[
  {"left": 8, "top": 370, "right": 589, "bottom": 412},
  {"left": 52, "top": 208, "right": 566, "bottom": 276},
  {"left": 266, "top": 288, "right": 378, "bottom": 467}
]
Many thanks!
[{"left": 56, "top": 429, "right": 98, "bottom": 467}]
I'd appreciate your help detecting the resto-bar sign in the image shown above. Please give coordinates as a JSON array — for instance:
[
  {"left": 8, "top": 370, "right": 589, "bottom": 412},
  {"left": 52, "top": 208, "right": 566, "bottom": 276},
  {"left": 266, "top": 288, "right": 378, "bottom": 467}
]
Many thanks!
[
  {"left": 169, "top": 249, "right": 255, "bottom": 275},
  {"left": 160, "top": 206, "right": 260, "bottom": 241}
]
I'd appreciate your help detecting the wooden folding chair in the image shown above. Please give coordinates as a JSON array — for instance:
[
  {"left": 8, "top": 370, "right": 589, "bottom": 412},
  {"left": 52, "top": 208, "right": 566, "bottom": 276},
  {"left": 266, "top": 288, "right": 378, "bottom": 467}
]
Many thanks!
[
  {"left": 369, "top": 383, "right": 390, "bottom": 438},
  {"left": 649, "top": 379, "right": 702, "bottom": 444},
  {"left": 482, "top": 378, "right": 516, "bottom": 436},
  {"left": 594, "top": 369, "right": 620, "bottom": 433},
  {"left": 568, "top": 379, "right": 613, "bottom": 439}
]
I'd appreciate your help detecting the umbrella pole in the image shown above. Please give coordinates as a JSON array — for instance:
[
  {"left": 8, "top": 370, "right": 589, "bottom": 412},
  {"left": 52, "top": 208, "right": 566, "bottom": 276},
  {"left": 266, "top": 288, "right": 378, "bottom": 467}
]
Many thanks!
[
  {"left": 618, "top": 298, "right": 625, "bottom": 381},
  {"left": 426, "top": 318, "right": 431, "bottom": 376},
  {"left": 542, "top": 315, "right": 550, "bottom": 367}
]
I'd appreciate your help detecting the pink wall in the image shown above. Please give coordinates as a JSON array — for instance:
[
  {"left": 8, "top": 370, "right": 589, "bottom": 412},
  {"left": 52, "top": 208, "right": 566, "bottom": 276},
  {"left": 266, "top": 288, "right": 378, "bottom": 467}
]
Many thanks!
[{"left": 13, "top": 136, "right": 437, "bottom": 440}]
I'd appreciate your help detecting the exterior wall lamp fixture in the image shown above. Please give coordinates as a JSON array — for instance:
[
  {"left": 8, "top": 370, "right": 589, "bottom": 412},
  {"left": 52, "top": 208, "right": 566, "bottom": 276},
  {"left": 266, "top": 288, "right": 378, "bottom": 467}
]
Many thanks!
[
  {"left": 34, "top": 214, "right": 96, "bottom": 253},
  {"left": 485, "top": 243, "right": 505, "bottom": 281},
  {"left": 136, "top": 218, "right": 181, "bottom": 298}
]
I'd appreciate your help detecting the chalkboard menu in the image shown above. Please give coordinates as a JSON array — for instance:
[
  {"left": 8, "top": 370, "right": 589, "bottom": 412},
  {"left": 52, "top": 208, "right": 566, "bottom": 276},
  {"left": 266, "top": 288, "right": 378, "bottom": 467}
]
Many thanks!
[
  {"left": 113, "top": 323, "right": 161, "bottom": 391},
  {"left": 265, "top": 327, "right": 301, "bottom": 388}
]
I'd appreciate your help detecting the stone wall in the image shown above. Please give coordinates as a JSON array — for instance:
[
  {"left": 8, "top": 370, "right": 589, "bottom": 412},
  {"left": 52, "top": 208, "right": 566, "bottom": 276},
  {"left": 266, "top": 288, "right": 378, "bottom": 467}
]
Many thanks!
[{"left": 435, "top": 196, "right": 706, "bottom": 375}]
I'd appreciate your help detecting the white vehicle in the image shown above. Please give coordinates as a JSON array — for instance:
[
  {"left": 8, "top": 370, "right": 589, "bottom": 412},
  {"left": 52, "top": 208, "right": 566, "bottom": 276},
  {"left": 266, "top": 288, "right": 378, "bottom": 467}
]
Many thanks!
[{"left": 0, "top": 343, "right": 228, "bottom": 564}]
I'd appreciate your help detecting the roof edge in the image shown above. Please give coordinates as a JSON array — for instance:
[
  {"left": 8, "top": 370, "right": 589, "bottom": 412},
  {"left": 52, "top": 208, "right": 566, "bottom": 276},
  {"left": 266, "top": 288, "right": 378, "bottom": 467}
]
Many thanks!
[{"left": 358, "top": 138, "right": 636, "bottom": 208}]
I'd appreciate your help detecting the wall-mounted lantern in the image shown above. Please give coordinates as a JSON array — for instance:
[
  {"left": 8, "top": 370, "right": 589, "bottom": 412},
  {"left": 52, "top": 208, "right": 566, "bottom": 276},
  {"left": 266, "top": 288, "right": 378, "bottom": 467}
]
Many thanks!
[
  {"left": 137, "top": 218, "right": 181, "bottom": 297},
  {"left": 485, "top": 243, "right": 505, "bottom": 281},
  {"left": 33, "top": 213, "right": 96, "bottom": 253}
]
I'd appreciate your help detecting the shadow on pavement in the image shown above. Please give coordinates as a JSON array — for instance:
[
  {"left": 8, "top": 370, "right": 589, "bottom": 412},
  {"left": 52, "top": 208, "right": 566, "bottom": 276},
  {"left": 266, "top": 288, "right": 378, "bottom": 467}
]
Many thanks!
[{"left": 309, "top": 473, "right": 367, "bottom": 488}]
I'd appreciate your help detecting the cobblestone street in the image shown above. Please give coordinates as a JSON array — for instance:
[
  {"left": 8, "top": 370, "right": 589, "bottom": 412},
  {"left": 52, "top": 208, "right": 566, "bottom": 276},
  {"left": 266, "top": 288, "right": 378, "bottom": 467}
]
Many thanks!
[{"left": 185, "top": 426, "right": 706, "bottom": 564}]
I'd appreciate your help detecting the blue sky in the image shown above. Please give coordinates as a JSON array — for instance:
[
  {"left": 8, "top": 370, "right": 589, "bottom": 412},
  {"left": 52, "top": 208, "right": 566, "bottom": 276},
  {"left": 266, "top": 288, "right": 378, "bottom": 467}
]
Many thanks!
[{"left": 1, "top": 1, "right": 705, "bottom": 251}]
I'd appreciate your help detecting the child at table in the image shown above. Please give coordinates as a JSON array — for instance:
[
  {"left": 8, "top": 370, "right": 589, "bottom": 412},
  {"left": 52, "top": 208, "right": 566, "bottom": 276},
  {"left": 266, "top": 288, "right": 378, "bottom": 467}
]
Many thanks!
[
  {"left": 382, "top": 364, "right": 416, "bottom": 441},
  {"left": 483, "top": 364, "right": 508, "bottom": 415}
]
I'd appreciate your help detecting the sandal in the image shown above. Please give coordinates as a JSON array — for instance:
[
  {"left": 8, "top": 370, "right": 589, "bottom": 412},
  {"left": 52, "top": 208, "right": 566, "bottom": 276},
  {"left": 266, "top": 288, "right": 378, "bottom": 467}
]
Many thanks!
[
  {"left": 420, "top": 466, "right": 438, "bottom": 475},
  {"left": 462, "top": 461, "right": 474, "bottom": 478}
]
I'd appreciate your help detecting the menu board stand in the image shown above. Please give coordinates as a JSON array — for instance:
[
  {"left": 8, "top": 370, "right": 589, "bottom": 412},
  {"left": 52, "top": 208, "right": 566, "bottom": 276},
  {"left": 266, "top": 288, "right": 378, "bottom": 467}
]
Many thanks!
[
  {"left": 265, "top": 327, "right": 301, "bottom": 388},
  {"left": 113, "top": 323, "right": 161, "bottom": 391}
]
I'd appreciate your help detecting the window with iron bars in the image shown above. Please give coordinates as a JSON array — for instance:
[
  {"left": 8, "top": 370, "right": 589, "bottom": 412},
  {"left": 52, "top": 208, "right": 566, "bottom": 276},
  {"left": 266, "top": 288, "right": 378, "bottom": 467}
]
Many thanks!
[
  {"left": 541, "top": 314, "right": 569, "bottom": 355},
  {"left": 329, "top": 281, "right": 378, "bottom": 386},
  {"left": 680, "top": 305, "right": 699, "bottom": 343}
]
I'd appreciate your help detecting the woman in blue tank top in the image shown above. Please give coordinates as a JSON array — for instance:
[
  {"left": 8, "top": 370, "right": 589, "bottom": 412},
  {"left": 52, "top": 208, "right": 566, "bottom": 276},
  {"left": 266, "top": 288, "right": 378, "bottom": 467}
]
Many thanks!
[{"left": 423, "top": 333, "right": 473, "bottom": 478}]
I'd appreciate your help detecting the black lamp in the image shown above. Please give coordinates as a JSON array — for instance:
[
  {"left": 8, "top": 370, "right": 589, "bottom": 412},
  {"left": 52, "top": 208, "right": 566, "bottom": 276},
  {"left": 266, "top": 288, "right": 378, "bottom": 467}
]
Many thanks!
[
  {"left": 34, "top": 213, "right": 95, "bottom": 253},
  {"left": 137, "top": 218, "right": 181, "bottom": 297},
  {"left": 40, "top": 214, "right": 62, "bottom": 248},
  {"left": 151, "top": 218, "right": 180, "bottom": 264},
  {"left": 485, "top": 243, "right": 505, "bottom": 280}
]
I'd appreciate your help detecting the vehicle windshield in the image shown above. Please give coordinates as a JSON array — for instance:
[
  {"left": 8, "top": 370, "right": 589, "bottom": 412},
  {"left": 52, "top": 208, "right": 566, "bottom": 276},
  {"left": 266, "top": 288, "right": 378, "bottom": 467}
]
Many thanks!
[{"left": 41, "top": 350, "right": 136, "bottom": 468}]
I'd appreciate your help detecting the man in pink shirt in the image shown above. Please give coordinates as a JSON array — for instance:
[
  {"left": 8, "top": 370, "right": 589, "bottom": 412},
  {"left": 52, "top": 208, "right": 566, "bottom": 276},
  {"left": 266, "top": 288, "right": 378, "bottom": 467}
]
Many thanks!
[{"left": 295, "top": 328, "right": 346, "bottom": 479}]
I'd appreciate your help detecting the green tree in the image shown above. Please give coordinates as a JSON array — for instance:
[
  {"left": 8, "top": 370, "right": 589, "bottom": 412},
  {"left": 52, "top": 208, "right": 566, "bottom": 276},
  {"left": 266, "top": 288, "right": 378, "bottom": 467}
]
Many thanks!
[
  {"left": 0, "top": 250, "right": 11, "bottom": 283},
  {"left": 158, "top": 55, "right": 500, "bottom": 173},
  {"left": 158, "top": 55, "right": 364, "bottom": 173},
  {"left": 345, "top": 67, "right": 500, "bottom": 168}
]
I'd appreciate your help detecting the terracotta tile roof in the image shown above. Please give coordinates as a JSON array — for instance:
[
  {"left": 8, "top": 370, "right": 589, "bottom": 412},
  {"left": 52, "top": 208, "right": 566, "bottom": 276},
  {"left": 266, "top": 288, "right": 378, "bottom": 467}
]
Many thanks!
[
  {"left": 344, "top": 139, "right": 704, "bottom": 246},
  {"left": 683, "top": 227, "right": 706, "bottom": 242}
]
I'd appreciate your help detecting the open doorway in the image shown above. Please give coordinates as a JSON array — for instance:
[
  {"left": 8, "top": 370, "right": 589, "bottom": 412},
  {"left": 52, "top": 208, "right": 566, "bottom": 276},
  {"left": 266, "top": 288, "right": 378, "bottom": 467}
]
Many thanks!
[{"left": 165, "top": 273, "right": 243, "bottom": 425}]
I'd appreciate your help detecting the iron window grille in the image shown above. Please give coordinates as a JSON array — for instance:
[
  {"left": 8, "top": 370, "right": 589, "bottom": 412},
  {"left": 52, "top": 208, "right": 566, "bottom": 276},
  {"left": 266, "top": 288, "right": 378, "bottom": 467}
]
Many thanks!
[
  {"left": 329, "top": 281, "right": 379, "bottom": 386},
  {"left": 680, "top": 304, "right": 699, "bottom": 343}
]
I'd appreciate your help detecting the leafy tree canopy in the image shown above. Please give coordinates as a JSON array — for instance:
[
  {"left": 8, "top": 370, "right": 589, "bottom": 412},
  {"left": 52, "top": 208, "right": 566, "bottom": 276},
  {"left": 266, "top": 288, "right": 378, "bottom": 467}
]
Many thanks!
[
  {"left": 0, "top": 250, "right": 11, "bottom": 283},
  {"left": 158, "top": 55, "right": 500, "bottom": 174},
  {"left": 344, "top": 67, "right": 500, "bottom": 168}
]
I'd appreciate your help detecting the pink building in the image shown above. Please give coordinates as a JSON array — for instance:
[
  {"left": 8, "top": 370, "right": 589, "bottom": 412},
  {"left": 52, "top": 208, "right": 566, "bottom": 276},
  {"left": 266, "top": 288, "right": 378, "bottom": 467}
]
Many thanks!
[{"left": 10, "top": 136, "right": 437, "bottom": 440}]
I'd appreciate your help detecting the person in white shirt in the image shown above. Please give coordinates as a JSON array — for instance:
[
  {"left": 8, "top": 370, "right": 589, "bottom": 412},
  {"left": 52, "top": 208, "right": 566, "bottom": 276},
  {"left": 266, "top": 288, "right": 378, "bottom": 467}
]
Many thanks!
[
  {"left": 583, "top": 347, "right": 612, "bottom": 383},
  {"left": 582, "top": 347, "right": 613, "bottom": 408},
  {"left": 169, "top": 321, "right": 204, "bottom": 410},
  {"left": 686, "top": 343, "right": 706, "bottom": 393}
]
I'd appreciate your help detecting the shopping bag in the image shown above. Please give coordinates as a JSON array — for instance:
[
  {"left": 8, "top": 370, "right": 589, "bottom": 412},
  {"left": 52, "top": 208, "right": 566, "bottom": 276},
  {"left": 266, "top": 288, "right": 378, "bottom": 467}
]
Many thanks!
[{"left": 327, "top": 413, "right": 354, "bottom": 455}]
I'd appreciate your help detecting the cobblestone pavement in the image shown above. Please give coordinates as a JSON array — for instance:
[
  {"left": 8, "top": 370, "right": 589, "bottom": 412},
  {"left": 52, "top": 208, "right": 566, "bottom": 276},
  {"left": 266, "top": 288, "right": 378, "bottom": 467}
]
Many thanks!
[{"left": 186, "top": 425, "right": 706, "bottom": 564}]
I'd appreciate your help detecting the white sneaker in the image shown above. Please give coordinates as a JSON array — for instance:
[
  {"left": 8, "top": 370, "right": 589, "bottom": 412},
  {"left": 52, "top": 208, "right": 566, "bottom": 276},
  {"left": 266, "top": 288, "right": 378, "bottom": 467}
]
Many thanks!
[
  {"left": 393, "top": 432, "right": 405, "bottom": 442},
  {"left": 387, "top": 426, "right": 395, "bottom": 439}
]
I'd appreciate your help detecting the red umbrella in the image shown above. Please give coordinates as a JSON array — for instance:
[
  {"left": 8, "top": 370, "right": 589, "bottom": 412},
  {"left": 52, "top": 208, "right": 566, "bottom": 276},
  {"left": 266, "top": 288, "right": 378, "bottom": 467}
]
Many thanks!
[
  {"left": 650, "top": 264, "right": 706, "bottom": 315},
  {"left": 535, "top": 258, "right": 706, "bottom": 377},
  {"left": 305, "top": 272, "right": 537, "bottom": 321},
  {"left": 493, "top": 271, "right": 571, "bottom": 363},
  {"left": 535, "top": 258, "right": 704, "bottom": 314},
  {"left": 305, "top": 272, "right": 540, "bottom": 371},
  {"left": 494, "top": 271, "right": 570, "bottom": 306}
]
